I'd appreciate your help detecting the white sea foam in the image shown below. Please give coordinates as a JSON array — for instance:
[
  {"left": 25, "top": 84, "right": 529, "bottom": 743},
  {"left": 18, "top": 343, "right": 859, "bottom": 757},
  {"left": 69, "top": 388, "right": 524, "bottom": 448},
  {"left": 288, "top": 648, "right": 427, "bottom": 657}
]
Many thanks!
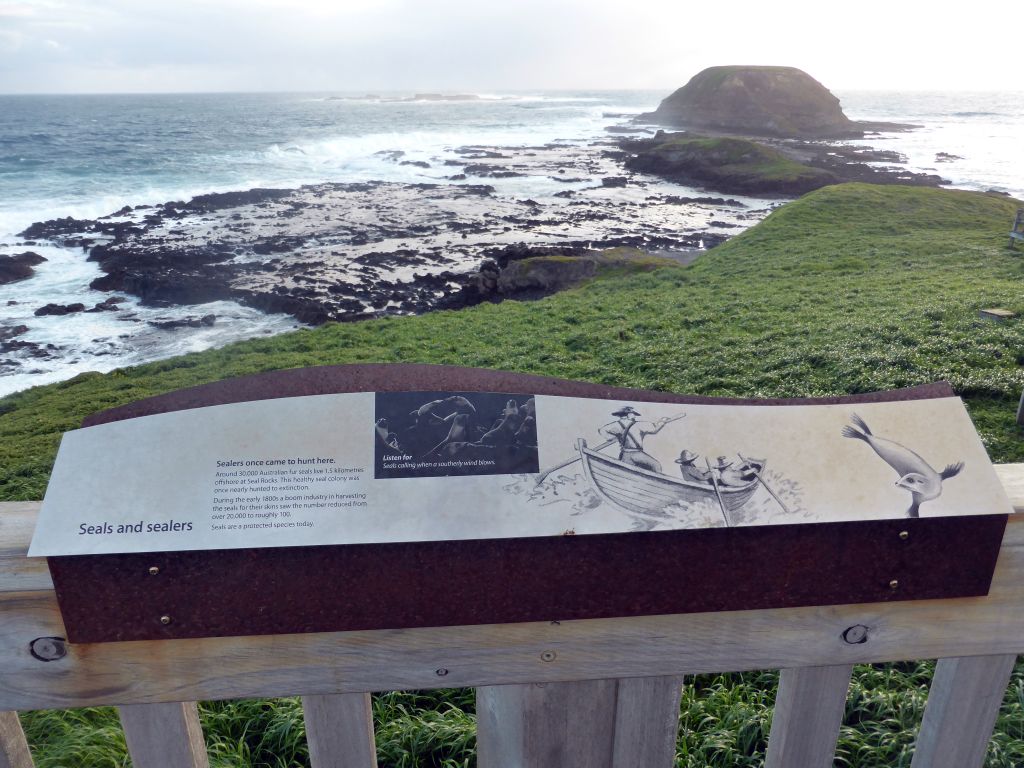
[{"left": 0, "top": 241, "right": 297, "bottom": 397}]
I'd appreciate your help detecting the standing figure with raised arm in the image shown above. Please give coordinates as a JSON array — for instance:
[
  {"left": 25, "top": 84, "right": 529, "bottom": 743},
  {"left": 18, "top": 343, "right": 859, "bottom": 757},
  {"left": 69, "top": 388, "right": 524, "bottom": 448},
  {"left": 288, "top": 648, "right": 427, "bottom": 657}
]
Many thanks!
[{"left": 599, "top": 406, "right": 672, "bottom": 474}]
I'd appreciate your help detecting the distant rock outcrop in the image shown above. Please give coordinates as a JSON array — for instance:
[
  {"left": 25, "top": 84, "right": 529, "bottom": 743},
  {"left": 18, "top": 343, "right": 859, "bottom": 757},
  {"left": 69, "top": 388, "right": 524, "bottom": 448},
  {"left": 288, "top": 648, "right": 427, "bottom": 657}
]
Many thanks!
[
  {"left": 0, "top": 251, "right": 46, "bottom": 285},
  {"left": 640, "top": 66, "right": 859, "bottom": 139},
  {"left": 623, "top": 134, "right": 837, "bottom": 196}
]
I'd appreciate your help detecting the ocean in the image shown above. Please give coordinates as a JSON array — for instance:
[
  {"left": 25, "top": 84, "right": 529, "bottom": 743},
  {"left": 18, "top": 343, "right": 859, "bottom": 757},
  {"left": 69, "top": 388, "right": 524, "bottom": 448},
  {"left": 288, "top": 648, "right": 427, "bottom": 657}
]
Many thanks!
[{"left": 0, "top": 89, "right": 1021, "bottom": 397}]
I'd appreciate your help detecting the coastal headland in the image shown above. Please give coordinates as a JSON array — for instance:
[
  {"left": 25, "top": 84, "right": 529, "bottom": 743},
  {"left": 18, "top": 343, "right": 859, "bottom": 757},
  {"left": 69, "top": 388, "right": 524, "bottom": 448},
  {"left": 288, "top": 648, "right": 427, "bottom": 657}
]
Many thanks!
[{"left": 0, "top": 68, "right": 1003, "bottom": 394}]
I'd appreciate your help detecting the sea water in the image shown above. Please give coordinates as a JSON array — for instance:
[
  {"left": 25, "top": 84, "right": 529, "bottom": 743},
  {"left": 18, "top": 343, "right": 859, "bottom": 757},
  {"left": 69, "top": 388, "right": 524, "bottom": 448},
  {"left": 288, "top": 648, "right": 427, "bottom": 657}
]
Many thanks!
[{"left": 0, "top": 90, "right": 1021, "bottom": 397}]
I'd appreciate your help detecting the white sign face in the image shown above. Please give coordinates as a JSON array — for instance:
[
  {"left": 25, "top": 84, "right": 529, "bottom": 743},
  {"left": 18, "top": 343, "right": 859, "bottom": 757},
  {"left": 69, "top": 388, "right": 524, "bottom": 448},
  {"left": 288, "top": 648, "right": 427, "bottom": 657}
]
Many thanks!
[{"left": 29, "top": 390, "right": 1013, "bottom": 556}]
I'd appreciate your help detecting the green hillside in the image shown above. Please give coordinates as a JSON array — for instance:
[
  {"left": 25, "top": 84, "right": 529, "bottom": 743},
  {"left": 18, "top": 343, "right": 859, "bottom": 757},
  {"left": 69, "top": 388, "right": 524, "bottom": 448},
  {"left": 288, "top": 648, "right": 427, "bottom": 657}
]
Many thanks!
[
  {"left": 3, "top": 183, "right": 1022, "bottom": 501},
  {"left": 5, "top": 183, "right": 1024, "bottom": 766}
]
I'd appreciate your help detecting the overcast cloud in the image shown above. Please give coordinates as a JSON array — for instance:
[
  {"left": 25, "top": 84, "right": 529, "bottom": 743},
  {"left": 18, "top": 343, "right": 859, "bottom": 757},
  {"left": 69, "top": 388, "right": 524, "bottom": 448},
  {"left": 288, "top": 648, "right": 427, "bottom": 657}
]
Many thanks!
[{"left": 0, "top": 0, "right": 1018, "bottom": 94}]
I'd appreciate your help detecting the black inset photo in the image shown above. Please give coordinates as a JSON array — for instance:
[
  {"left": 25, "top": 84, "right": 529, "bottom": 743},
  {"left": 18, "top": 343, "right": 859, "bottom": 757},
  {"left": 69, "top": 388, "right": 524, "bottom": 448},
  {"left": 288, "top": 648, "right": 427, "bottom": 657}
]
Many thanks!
[{"left": 374, "top": 391, "right": 539, "bottom": 479}]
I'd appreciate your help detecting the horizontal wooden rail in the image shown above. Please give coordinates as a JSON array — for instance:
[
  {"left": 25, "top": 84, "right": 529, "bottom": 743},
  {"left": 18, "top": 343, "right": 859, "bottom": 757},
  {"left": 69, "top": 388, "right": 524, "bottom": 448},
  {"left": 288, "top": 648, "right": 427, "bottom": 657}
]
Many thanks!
[{"left": 0, "top": 464, "right": 1022, "bottom": 713}]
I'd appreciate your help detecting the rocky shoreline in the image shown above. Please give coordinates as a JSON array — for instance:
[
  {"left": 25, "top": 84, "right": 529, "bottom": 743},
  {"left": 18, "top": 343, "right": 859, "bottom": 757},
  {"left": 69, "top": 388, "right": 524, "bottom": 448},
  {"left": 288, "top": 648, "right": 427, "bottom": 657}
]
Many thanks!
[
  {"left": 12, "top": 139, "right": 757, "bottom": 330},
  {"left": 0, "top": 107, "right": 965, "bottom": 393}
]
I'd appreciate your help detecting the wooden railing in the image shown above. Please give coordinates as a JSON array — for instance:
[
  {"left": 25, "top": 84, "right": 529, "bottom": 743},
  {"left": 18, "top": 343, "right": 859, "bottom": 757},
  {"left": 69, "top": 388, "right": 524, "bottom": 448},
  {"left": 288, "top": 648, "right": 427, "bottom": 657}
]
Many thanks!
[{"left": 2, "top": 463, "right": 1023, "bottom": 768}]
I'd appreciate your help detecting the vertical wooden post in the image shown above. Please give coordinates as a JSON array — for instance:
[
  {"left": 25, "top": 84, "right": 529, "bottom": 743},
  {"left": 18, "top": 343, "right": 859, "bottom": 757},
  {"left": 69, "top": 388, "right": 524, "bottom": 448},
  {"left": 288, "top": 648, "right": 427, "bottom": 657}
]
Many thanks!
[
  {"left": 301, "top": 693, "right": 377, "bottom": 768},
  {"left": 0, "top": 712, "right": 33, "bottom": 768},
  {"left": 610, "top": 675, "right": 685, "bottom": 768},
  {"left": 1016, "top": 387, "right": 1024, "bottom": 426},
  {"left": 118, "top": 702, "right": 209, "bottom": 768},
  {"left": 477, "top": 675, "right": 683, "bottom": 768},
  {"left": 911, "top": 654, "right": 1017, "bottom": 768},
  {"left": 765, "top": 664, "right": 853, "bottom": 768}
]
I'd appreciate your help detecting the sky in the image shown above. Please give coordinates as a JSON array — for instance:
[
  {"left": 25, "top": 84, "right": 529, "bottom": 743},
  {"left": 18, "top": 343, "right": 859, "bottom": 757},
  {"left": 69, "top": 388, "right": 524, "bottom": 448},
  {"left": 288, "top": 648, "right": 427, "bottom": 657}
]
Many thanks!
[{"left": 0, "top": 0, "right": 1019, "bottom": 95}]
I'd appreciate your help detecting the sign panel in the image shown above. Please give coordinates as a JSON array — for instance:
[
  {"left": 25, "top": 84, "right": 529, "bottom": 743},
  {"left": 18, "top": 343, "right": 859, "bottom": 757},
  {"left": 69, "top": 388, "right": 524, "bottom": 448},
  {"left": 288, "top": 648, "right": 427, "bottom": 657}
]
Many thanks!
[{"left": 30, "top": 386, "right": 1012, "bottom": 557}]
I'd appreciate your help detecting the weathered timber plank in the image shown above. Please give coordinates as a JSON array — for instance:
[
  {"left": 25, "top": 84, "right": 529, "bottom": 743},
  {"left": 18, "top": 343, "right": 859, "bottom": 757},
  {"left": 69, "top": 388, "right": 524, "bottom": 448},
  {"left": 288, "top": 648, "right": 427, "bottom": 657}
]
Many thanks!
[
  {"left": 0, "top": 466, "right": 1022, "bottom": 711},
  {"left": 610, "top": 676, "right": 684, "bottom": 768},
  {"left": 0, "top": 504, "right": 50, "bottom": 595},
  {"left": 764, "top": 664, "right": 853, "bottom": 768},
  {"left": 301, "top": 693, "right": 377, "bottom": 768},
  {"left": 0, "top": 711, "right": 33, "bottom": 768},
  {"left": 477, "top": 680, "right": 618, "bottom": 768},
  {"left": 477, "top": 676, "right": 684, "bottom": 768},
  {"left": 910, "top": 654, "right": 1018, "bottom": 768},
  {"left": 118, "top": 702, "right": 209, "bottom": 768},
  {"left": 995, "top": 463, "right": 1024, "bottom": 503}
]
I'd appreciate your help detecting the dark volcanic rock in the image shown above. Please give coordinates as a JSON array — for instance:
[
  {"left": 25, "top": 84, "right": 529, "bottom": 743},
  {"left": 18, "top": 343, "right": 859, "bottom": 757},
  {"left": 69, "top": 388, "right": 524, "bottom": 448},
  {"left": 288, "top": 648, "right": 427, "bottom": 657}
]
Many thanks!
[
  {"left": 0, "top": 325, "right": 29, "bottom": 343},
  {"left": 35, "top": 302, "right": 86, "bottom": 316},
  {"left": 623, "top": 132, "right": 947, "bottom": 196},
  {"left": 0, "top": 251, "right": 46, "bottom": 285},
  {"left": 463, "top": 164, "right": 526, "bottom": 178},
  {"left": 149, "top": 314, "right": 217, "bottom": 330},
  {"left": 86, "top": 296, "right": 129, "bottom": 313},
  {"left": 624, "top": 133, "right": 837, "bottom": 196},
  {"left": 640, "top": 66, "right": 903, "bottom": 139}
]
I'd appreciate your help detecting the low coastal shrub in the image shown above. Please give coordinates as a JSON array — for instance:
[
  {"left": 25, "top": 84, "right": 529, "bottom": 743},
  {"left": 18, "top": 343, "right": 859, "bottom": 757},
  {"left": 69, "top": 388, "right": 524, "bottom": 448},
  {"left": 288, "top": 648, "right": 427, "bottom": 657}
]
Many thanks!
[{"left": 6, "top": 183, "right": 1024, "bottom": 766}]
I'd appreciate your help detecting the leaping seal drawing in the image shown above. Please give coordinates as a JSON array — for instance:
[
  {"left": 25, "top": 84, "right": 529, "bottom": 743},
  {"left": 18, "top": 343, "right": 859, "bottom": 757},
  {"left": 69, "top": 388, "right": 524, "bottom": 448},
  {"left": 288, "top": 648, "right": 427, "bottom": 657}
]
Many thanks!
[{"left": 842, "top": 413, "right": 964, "bottom": 518}]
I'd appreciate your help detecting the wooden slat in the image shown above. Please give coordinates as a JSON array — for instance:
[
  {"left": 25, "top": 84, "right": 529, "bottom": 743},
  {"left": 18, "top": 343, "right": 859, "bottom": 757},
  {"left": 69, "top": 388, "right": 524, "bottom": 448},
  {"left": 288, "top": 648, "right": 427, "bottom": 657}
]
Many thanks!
[
  {"left": 765, "top": 664, "right": 853, "bottom": 768},
  {"left": 477, "top": 680, "right": 618, "bottom": 768},
  {"left": 0, "top": 466, "right": 1022, "bottom": 711},
  {"left": 477, "top": 675, "right": 683, "bottom": 768},
  {"left": 910, "top": 654, "right": 1017, "bottom": 768},
  {"left": 610, "top": 675, "right": 684, "bottom": 767},
  {"left": 301, "top": 693, "right": 377, "bottom": 768},
  {"left": 0, "top": 504, "right": 50, "bottom": 595},
  {"left": 0, "top": 712, "right": 33, "bottom": 768},
  {"left": 118, "top": 702, "right": 209, "bottom": 768}
]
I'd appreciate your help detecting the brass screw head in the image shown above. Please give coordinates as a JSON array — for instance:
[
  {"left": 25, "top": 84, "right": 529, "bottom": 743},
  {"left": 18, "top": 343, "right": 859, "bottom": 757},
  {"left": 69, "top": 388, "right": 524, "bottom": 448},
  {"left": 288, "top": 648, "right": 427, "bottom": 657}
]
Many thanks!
[
  {"left": 148, "top": 566, "right": 160, "bottom": 576},
  {"left": 160, "top": 615, "right": 172, "bottom": 625},
  {"left": 899, "top": 531, "right": 909, "bottom": 541},
  {"left": 889, "top": 579, "right": 900, "bottom": 590}
]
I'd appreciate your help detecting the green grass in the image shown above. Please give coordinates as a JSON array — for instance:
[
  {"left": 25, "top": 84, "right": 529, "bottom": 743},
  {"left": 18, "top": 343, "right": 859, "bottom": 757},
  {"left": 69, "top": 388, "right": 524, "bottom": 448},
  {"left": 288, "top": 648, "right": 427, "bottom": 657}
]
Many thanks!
[{"left": 6, "top": 183, "right": 1024, "bottom": 765}]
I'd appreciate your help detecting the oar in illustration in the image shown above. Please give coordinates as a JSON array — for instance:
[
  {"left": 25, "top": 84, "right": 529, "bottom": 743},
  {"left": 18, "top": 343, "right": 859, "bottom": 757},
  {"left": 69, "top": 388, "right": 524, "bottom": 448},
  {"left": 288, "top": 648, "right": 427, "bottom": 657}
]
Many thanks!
[
  {"left": 534, "top": 438, "right": 616, "bottom": 485},
  {"left": 738, "top": 453, "right": 792, "bottom": 515},
  {"left": 705, "top": 458, "right": 731, "bottom": 527}
]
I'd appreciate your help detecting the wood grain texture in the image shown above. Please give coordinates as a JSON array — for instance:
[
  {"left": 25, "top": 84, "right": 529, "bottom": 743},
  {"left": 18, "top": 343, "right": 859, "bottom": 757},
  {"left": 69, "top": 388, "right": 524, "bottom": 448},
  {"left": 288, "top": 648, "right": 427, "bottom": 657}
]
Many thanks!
[
  {"left": 610, "top": 676, "right": 684, "bottom": 768},
  {"left": 0, "top": 465, "right": 1022, "bottom": 712},
  {"left": 477, "top": 676, "right": 684, "bottom": 768},
  {"left": 477, "top": 680, "right": 618, "bottom": 768},
  {"left": 301, "top": 693, "right": 377, "bottom": 768},
  {"left": 910, "top": 654, "right": 1018, "bottom": 768},
  {"left": 0, "top": 711, "right": 33, "bottom": 768},
  {"left": 765, "top": 664, "right": 853, "bottom": 768},
  {"left": 0, "top": 505, "right": 50, "bottom": 595},
  {"left": 118, "top": 702, "right": 209, "bottom": 768}
]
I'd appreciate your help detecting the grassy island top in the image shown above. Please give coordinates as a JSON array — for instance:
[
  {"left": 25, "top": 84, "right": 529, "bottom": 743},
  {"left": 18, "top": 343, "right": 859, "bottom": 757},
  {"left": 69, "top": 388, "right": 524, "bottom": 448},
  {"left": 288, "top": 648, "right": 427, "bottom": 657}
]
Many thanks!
[
  {"left": 2, "top": 183, "right": 1023, "bottom": 502},
  {"left": 4, "top": 182, "right": 1024, "bottom": 766},
  {"left": 625, "top": 134, "right": 836, "bottom": 194}
]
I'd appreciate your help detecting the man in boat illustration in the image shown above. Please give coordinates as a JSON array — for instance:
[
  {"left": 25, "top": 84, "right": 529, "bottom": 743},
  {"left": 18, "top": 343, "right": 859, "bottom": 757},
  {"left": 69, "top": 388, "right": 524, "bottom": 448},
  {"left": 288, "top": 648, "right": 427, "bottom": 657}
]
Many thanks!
[
  {"left": 599, "top": 406, "right": 673, "bottom": 473},
  {"left": 674, "top": 450, "right": 711, "bottom": 483},
  {"left": 713, "top": 456, "right": 767, "bottom": 487}
]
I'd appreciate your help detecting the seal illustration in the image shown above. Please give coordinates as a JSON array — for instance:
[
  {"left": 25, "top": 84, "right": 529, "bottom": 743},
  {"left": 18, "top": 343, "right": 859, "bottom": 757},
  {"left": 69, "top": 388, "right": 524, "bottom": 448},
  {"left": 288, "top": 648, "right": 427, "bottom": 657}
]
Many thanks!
[
  {"left": 842, "top": 413, "right": 964, "bottom": 517},
  {"left": 423, "top": 412, "right": 473, "bottom": 458}
]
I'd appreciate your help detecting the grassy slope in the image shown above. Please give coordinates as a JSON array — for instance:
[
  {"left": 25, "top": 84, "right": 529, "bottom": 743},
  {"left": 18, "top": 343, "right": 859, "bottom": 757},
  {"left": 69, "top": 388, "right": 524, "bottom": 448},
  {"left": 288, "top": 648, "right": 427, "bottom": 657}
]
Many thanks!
[
  {"left": 6, "top": 183, "right": 1024, "bottom": 766},
  {"left": 3, "top": 183, "right": 1022, "bottom": 500}
]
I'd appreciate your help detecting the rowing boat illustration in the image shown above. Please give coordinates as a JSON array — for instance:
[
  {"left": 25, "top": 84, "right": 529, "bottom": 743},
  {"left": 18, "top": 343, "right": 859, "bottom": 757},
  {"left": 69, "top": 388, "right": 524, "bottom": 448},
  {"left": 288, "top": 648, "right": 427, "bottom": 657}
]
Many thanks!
[{"left": 576, "top": 438, "right": 760, "bottom": 517}]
